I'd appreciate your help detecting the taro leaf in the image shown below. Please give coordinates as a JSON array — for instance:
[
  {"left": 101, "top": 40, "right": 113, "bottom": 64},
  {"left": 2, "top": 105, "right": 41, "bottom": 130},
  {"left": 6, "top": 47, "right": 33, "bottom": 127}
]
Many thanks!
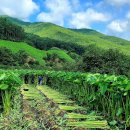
[
  {"left": 125, "top": 82, "right": 130, "bottom": 91},
  {"left": 88, "top": 95, "right": 96, "bottom": 102},
  {"left": 0, "top": 84, "right": 8, "bottom": 90},
  {"left": 0, "top": 73, "right": 6, "bottom": 81},
  {"left": 124, "top": 92, "right": 127, "bottom": 96},
  {"left": 8, "top": 72, "right": 22, "bottom": 86},
  {"left": 109, "top": 120, "right": 117, "bottom": 126},
  {"left": 116, "top": 108, "right": 123, "bottom": 117},
  {"left": 99, "top": 83, "right": 108, "bottom": 95},
  {"left": 87, "top": 75, "right": 98, "bottom": 85},
  {"left": 104, "top": 75, "right": 117, "bottom": 83},
  {"left": 73, "top": 79, "right": 81, "bottom": 84}
]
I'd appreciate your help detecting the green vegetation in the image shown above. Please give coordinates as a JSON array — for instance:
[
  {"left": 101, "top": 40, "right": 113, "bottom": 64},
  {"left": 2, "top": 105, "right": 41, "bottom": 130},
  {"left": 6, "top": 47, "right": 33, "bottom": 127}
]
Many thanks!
[
  {"left": 0, "top": 39, "right": 46, "bottom": 65},
  {"left": 0, "top": 15, "right": 30, "bottom": 26},
  {"left": 47, "top": 48, "right": 74, "bottom": 62},
  {"left": 24, "top": 33, "right": 85, "bottom": 55},
  {"left": 1, "top": 39, "right": 129, "bottom": 76},
  {"left": 2, "top": 16, "right": 130, "bottom": 56},
  {"left": 0, "top": 69, "right": 130, "bottom": 129},
  {"left": 23, "top": 21, "right": 130, "bottom": 56},
  {"left": 82, "top": 45, "right": 130, "bottom": 77},
  {"left": 0, "top": 40, "right": 74, "bottom": 67},
  {"left": 38, "top": 85, "right": 109, "bottom": 129},
  {"left": 0, "top": 16, "right": 76, "bottom": 69},
  {"left": 0, "top": 16, "right": 130, "bottom": 77},
  {"left": 67, "top": 120, "right": 108, "bottom": 129},
  {"left": 0, "top": 16, "right": 130, "bottom": 129},
  {"left": 0, "top": 71, "right": 22, "bottom": 115},
  {"left": 11, "top": 69, "right": 129, "bottom": 129},
  {"left": 0, "top": 17, "right": 25, "bottom": 41}
]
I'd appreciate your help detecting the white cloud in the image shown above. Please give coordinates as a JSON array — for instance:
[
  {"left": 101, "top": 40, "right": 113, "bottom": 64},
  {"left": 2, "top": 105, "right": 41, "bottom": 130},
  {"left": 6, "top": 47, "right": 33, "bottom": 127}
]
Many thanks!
[
  {"left": 0, "top": 0, "right": 39, "bottom": 20},
  {"left": 107, "top": 20, "right": 128, "bottom": 33},
  {"left": 106, "top": 19, "right": 130, "bottom": 40},
  {"left": 97, "top": 0, "right": 130, "bottom": 11},
  {"left": 106, "top": 0, "right": 130, "bottom": 7},
  {"left": 126, "top": 11, "right": 130, "bottom": 19},
  {"left": 37, "top": 0, "right": 72, "bottom": 26},
  {"left": 70, "top": 8, "right": 110, "bottom": 28},
  {"left": 37, "top": 1, "right": 110, "bottom": 28}
]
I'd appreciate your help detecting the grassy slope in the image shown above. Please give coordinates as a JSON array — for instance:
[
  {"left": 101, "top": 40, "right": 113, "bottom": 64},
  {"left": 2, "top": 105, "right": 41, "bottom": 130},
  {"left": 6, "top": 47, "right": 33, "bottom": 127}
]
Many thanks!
[
  {"left": 24, "top": 23, "right": 130, "bottom": 56},
  {"left": 2, "top": 16, "right": 130, "bottom": 56},
  {"left": 0, "top": 40, "right": 74, "bottom": 65},
  {"left": 47, "top": 48, "right": 74, "bottom": 62},
  {"left": 0, "top": 40, "right": 46, "bottom": 65},
  {"left": 70, "top": 28, "right": 104, "bottom": 36}
]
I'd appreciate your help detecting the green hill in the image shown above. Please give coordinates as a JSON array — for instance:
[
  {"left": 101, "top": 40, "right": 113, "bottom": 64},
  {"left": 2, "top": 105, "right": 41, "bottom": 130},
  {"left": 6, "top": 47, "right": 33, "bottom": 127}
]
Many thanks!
[
  {"left": 24, "top": 23, "right": 130, "bottom": 56},
  {"left": 1, "top": 16, "right": 130, "bottom": 56},
  {"left": 0, "top": 40, "right": 74, "bottom": 65},
  {"left": 70, "top": 28, "right": 103, "bottom": 36},
  {"left": 47, "top": 48, "right": 74, "bottom": 62},
  {"left": 0, "top": 15, "right": 31, "bottom": 26},
  {"left": 0, "top": 40, "right": 46, "bottom": 65}
]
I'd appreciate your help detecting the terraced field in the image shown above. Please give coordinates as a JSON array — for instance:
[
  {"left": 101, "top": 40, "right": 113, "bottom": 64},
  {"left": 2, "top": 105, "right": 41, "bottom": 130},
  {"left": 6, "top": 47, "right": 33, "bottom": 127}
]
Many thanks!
[
  {"left": 21, "top": 84, "right": 109, "bottom": 130},
  {"left": 0, "top": 70, "right": 129, "bottom": 129}
]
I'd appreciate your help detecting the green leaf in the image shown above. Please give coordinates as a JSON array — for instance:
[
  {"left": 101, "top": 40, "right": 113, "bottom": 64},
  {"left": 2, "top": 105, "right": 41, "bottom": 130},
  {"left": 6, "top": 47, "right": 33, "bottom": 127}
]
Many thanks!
[
  {"left": 125, "top": 82, "right": 130, "bottom": 91},
  {"left": 116, "top": 108, "right": 123, "bottom": 116},
  {"left": 0, "top": 73, "right": 6, "bottom": 81},
  {"left": 109, "top": 120, "right": 117, "bottom": 126},
  {"left": 99, "top": 83, "right": 108, "bottom": 95},
  {"left": 73, "top": 79, "right": 81, "bottom": 84},
  {"left": 0, "top": 84, "right": 8, "bottom": 90},
  {"left": 124, "top": 92, "right": 127, "bottom": 96}
]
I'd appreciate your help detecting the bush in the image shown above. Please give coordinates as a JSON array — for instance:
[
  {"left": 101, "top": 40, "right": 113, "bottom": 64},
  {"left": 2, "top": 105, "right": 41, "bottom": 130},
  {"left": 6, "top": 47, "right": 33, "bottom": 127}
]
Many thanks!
[
  {"left": 0, "top": 47, "right": 40, "bottom": 68},
  {"left": 82, "top": 45, "right": 130, "bottom": 77}
]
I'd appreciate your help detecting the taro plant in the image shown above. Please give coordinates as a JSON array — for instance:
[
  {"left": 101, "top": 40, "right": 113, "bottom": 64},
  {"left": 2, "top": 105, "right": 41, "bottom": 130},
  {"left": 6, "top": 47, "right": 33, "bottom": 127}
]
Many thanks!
[
  {"left": 33, "top": 70, "right": 130, "bottom": 128},
  {"left": 0, "top": 72, "right": 22, "bottom": 115},
  {"left": 8, "top": 69, "right": 130, "bottom": 128}
]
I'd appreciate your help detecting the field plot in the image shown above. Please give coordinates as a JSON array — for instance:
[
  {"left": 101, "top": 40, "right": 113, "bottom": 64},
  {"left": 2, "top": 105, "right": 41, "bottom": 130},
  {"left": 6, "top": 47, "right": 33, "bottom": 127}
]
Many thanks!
[
  {"left": 37, "top": 85, "right": 109, "bottom": 129},
  {"left": 0, "top": 70, "right": 130, "bottom": 130},
  {"left": 0, "top": 83, "right": 109, "bottom": 129},
  {"left": 18, "top": 84, "right": 109, "bottom": 129}
]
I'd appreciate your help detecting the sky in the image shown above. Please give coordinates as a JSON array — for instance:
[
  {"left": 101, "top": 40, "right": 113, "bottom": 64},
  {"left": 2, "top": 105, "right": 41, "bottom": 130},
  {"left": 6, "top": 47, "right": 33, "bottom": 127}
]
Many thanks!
[{"left": 0, "top": 0, "right": 130, "bottom": 40}]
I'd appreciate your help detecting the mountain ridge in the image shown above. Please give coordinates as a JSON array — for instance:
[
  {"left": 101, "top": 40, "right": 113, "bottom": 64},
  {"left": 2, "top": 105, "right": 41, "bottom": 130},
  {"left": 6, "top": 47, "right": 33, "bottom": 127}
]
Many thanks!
[
  {"left": 2, "top": 15, "right": 130, "bottom": 41},
  {"left": 1, "top": 15, "right": 130, "bottom": 56}
]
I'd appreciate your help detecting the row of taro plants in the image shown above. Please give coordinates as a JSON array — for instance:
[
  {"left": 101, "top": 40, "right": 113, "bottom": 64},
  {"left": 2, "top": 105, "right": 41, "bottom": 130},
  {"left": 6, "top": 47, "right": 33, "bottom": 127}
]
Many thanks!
[
  {"left": 13, "top": 69, "right": 130, "bottom": 129},
  {"left": 0, "top": 70, "right": 22, "bottom": 115}
]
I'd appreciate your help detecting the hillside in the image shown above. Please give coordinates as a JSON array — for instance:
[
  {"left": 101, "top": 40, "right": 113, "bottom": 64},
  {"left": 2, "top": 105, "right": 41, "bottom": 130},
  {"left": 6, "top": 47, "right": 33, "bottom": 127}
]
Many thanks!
[
  {"left": 1, "top": 15, "right": 31, "bottom": 26},
  {"left": 0, "top": 40, "right": 74, "bottom": 65},
  {"left": 0, "top": 40, "right": 46, "bottom": 65},
  {"left": 2, "top": 16, "right": 130, "bottom": 56},
  {"left": 70, "top": 28, "right": 103, "bottom": 36},
  {"left": 47, "top": 48, "right": 74, "bottom": 62},
  {"left": 24, "top": 23, "right": 130, "bottom": 56}
]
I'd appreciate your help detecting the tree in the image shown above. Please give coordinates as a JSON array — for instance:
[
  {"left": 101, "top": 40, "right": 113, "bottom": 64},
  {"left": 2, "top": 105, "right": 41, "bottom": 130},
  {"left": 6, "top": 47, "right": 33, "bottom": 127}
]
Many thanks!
[
  {"left": 0, "top": 17, "right": 25, "bottom": 41},
  {"left": 82, "top": 45, "right": 104, "bottom": 72},
  {"left": 82, "top": 45, "right": 130, "bottom": 76},
  {"left": 0, "top": 47, "right": 17, "bottom": 66},
  {"left": 102, "top": 49, "right": 130, "bottom": 76},
  {"left": 16, "top": 50, "right": 29, "bottom": 65}
]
